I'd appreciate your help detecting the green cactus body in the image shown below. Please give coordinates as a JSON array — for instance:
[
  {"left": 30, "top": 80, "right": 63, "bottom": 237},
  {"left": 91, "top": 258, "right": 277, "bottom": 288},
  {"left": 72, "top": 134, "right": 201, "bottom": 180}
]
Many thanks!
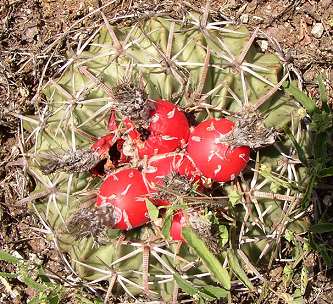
[{"left": 24, "top": 12, "right": 310, "bottom": 302}]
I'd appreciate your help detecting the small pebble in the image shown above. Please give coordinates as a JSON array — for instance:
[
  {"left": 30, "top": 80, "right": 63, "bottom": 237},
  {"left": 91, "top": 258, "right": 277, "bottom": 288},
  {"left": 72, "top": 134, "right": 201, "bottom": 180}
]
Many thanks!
[
  {"left": 323, "top": 194, "right": 332, "bottom": 207},
  {"left": 240, "top": 14, "right": 249, "bottom": 24},
  {"left": 311, "top": 23, "right": 324, "bottom": 38},
  {"left": 257, "top": 40, "right": 269, "bottom": 52}
]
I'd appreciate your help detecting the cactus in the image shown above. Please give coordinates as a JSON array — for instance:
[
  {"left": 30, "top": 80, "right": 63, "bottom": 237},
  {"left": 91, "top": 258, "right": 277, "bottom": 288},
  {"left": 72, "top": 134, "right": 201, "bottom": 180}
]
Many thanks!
[{"left": 23, "top": 8, "right": 310, "bottom": 303}]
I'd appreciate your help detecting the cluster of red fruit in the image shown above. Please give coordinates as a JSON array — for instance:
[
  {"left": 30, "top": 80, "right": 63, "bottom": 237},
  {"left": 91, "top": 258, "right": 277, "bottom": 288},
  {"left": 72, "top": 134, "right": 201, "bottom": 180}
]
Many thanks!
[{"left": 92, "top": 100, "right": 250, "bottom": 241}]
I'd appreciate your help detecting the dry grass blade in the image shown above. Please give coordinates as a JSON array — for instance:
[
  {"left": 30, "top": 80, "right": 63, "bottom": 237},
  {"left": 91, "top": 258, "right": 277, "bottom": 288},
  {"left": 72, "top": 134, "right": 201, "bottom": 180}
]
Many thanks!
[
  {"left": 166, "top": 22, "right": 176, "bottom": 60},
  {"left": 143, "top": 245, "right": 150, "bottom": 296},
  {"left": 191, "top": 48, "right": 211, "bottom": 103}
]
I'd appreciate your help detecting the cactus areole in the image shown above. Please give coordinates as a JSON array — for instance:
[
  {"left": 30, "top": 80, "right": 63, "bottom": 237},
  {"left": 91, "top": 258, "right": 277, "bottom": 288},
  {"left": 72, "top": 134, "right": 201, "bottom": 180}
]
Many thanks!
[
  {"left": 187, "top": 118, "right": 250, "bottom": 182},
  {"left": 96, "top": 168, "right": 149, "bottom": 230}
]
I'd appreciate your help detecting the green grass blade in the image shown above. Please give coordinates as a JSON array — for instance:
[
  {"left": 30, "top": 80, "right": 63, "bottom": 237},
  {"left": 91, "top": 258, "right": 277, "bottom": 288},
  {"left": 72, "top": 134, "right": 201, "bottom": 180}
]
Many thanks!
[
  {"left": 174, "top": 273, "right": 227, "bottom": 301},
  {"left": 314, "top": 132, "right": 328, "bottom": 162},
  {"left": 200, "top": 285, "right": 229, "bottom": 299},
  {"left": 284, "top": 127, "right": 307, "bottom": 165},
  {"left": 173, "top": 273, "right": 203, "bottom": 298},
  {"left": 227, "top": 249, "right": 255, "bottom": 291},
  {"left": 301, "top": 171, "right": 317, "bottom": 208},
  {"left": 182, "top": 227, "right": 231, "bottom": 290},
  {"left": 0, "top": 250, "right": 19, "bottom": 264},
  {"left": 145, "top": 199, "right": 159, "bottom": 220},
  {"left": 317, "top": 75, "right": 330, "bottom": 113},
  {"left": 161, "top": 213, "right": 172, "bottom": 239},
  {"left": 0, "top": 272, "right": 17, "bottom": 278},
  {"left": 319, "top": 167, "right": 333, "bottom": 177},
  {"left": 285, "top": 83, "right": 317, "bottom": 115},
  {"left": 293, "top": 288, "right": 303, "bottom": 304},
  {"left": 300, "top": 265, "right": 309, "bottom": 295},
  {"left": 28, "top": 297, "right": 44, "bottom": 304},
  {"left": 22, "top": 276, "right": 46, "bottom": 292},
  {"left": 311, "top": 223, "right": 333, "bottom": 233},
  {"left": 228, "top": 189, "right": 242, "bottom": 206}
]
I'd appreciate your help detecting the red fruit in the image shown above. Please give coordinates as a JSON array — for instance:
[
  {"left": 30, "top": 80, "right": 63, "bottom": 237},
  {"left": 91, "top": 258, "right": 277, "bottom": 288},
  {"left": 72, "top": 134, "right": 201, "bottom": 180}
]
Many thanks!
[
  {"left": 92, "top": 134, "right": 117, "bottom": 157},
  {"left": 187, "top": 118, "right": 250, "bottom": 182},
  {"left": 170, "top": 211, "right": 185, "bottom": 241},
  {"left": 90, "top": 134, "right": 129, "bottom": 176},
  {"left": 92, "top": 134, "right": 128, "bottom": 162},
  {"left": 142, "top": 152, "right": 201, "bottom": 206},
  {"left": 176, "top": 154, "right": 201, "bottom": 179},
  {"left": 107, "top": 110, "right": 118, "bottom": 131},
  {"left": 127, "top": 100, "right": 190, "bottom": 158},
  {"left": 96, "top": 168, "right": 149, "bottom": 230},
  {"left": 142, "top": 152, "right": 200, "bottom": 189}
]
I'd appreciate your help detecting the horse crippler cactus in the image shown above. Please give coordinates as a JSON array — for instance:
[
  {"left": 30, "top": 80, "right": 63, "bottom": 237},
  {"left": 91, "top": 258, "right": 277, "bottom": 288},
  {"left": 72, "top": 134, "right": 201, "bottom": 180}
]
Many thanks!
[{"left": 23, "top": 8, "right": 311, "bottom": 303}]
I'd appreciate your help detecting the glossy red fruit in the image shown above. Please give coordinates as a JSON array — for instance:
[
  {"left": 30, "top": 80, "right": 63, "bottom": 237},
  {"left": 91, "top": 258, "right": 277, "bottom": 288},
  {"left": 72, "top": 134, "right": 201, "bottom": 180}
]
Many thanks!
[
  {"left": 91, "top": 134, "right": 117, "bottom": 157},
  {"left": 96, "top": 168, "right": 149, "bottom": 230},
  {"left": 107, "top": 110, "right": 118, "bottom": 131},
  {"left": 92, "top": 134, "right": 127, "bottom": 162},
  {"left": 170, "top": 211, "right": 185, "bottom": 241},
  {"left": 142, "top": 152, "right": 201, "bottom": 206},
  {"left": 91, "top": 134, "right": 128, "bottom": 175},
  {"left": 187, "top": 118, "right": 250, "bottom": 182},
  {"left": 127, "top": 100, "right": 190, "bottom": 158},
  {"left": 142, "top": 153, "right": 200, "bottom": 190}
]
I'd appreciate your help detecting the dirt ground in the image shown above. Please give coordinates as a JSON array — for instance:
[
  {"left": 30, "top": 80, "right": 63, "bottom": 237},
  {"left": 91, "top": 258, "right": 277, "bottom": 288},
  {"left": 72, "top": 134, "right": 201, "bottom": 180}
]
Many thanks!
[{"left": 0, "top": 0, "right": 332, "bottom": 303}]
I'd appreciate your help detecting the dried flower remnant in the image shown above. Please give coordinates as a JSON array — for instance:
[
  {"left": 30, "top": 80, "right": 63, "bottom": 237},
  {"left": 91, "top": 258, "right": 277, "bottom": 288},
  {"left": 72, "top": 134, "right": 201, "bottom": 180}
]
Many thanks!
[
  {"left": 218, "top": 109, "right": 278, "bottom": 149},
  {"left": 64, "top": 206, "right": 117, "bottom": 242},
  {"left": 113, "top": 81, "right": 155, "bottom": 129},
  {"left": 40, "top": 149, "right": 101, "bottom": 174}
]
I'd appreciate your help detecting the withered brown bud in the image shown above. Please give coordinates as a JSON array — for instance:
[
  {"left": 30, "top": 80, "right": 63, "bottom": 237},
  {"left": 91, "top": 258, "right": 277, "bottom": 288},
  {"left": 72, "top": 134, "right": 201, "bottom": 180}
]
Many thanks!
[
  {"left": 113, "top": 81, "right": 155, "bottom": 128},
  {"left": 218, "top": 108, "right": 278, "bottom": 149},
  {"left": 64, "top": 205, "right": 117, "bottom": 241},
  {"left": 41, "top": 149, "right": 101, "bottom": 174}
]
